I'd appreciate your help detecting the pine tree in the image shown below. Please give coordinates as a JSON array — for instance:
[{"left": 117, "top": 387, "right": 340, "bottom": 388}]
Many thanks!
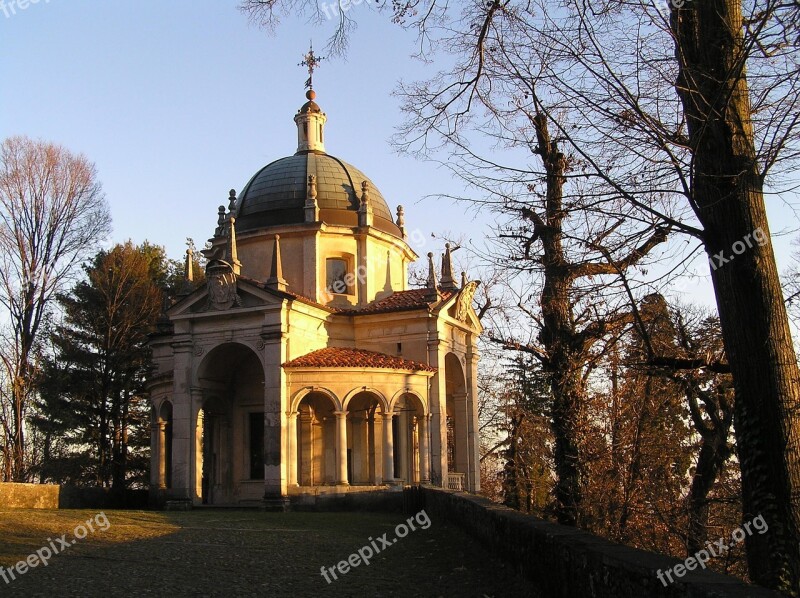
[{"left": 33, "top": 242, "right": 165, "bottom": 491}]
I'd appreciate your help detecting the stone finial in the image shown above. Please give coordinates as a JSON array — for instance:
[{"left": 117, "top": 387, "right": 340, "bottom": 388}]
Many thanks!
[
  {"left": 185, "top": 248, "right": 194, "bottom": 283},
  {"left": 440, "top": 243, "right": 457, "bottom": 291},
  {"left": 308, "top": 174, "right": 317, "bottom": 200},
  {"left": 461, "top": 271, "right": 468, "bottom": 288},
  {"left": 425, "top": 251, "right": 441, "bottom": 301},
  {"left": 215, "top": 205, "right": 226, "bottom": 237},
  {"left": 358, "top": 180, "right": 373, "bottom": 227},
  {"left": 305, "top": 174, "right": 319, "bottom": 222},
  {"left": 227, "top": 216, "right": 241, "bottom": 275},
  {"left": 396, "top": 205, "right": 406, "bottom": 238},
  {"left": 266, "top": 234, "right": 288, "bottom": 292},
  {"left": 228, "top": 189, "right": 237, "bottom": 214}
]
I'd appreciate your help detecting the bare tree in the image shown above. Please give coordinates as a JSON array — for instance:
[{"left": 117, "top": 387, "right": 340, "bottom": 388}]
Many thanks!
[
  {"left": 240, "top": 0, "right": 800, "bottom": 591},
  {"left": 0, "top": 136, "right": 111, "bottom": 481}
]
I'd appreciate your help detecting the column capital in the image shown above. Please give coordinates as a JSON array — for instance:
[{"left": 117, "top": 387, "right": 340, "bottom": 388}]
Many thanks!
[{"left": 334, "top": 410, "right": 349, "bottom": 418}]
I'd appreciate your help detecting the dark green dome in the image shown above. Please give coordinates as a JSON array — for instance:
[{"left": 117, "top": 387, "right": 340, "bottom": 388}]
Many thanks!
[{"left": 235, "top": 152, "right": 400, "bottom": 237}]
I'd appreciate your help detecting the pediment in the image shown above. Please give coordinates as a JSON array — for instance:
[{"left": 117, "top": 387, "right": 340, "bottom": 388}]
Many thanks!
[
  {"left": 442, "top": 281, "right": 483, "bottom": 333},
  {"left": 168, "top": 278, "right": 288, "bottom": 317}
]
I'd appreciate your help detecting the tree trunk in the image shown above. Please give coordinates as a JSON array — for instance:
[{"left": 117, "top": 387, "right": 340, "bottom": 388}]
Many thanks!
[
  {"left": 687, "top": 429, "right": 730, "bottom": 555},
  {"left": 533, "top": 113, "right": 585, "bottom": 526},
  {"left": 673, "top": 2, "right": 800, "bottom": 592}
]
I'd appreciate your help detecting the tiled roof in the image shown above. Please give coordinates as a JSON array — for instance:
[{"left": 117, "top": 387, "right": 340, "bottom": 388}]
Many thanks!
[
  {"left": 340, "top": 288, "right": 456, "bottom": 316},
  {"left": 283, "top": 347, "right": 436, "bottom": 372},
  {"left": 238, "top": 279, "right": 456, "bottom": 317}
]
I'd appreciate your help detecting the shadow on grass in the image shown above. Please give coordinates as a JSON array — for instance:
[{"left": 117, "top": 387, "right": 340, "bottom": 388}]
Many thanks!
[{"left": 0, "top": 509, "right": 535, "bottom": 597}]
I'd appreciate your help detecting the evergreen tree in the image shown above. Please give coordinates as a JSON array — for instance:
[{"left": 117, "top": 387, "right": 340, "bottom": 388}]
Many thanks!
[
  {"left": 500, "top": 354, "right": 552, "bottom": 514},
  {"left": 33, "top": 242, "right": 165, "bottom": 491}
]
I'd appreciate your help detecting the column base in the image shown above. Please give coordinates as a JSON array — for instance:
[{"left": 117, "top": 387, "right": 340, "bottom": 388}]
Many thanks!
[
  {"left": 261, "top": 495, "right": 290, "bottom": 512},
  {"left": 386, "top": 479, "right": 405, "bottom": 491},
  {"left": 164, "top": 499, "right": 193, "bottom": 511}
]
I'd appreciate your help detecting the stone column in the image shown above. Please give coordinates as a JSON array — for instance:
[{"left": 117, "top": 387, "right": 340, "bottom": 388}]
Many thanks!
[
  {"left": 427, "top": 334, "right": 448, "bottom": 487},
  {"left": 454, "top": 391, "right": 470, "bottom": 477},
  {"left": 157, "top": 421, "right": 167, "bottom": 489},
  {"left": 397, "top": 410, "right": 409, "bottom": 482},
  {"left": 194, "top": 404, "right": 204, "bottom": 502},
  {"left": 382, "top": 412, "right": 394, "bottom": 483},
  {"left": 334, "top": 411, "right": 349, "bottom": 485},
  {"left": 300, "top": 410, "right": 313, "bottom": 486},
  {"left": 170, "top": 338, "right": 194, "bottom": 501},
  {"left": 286, "top": 411, "right": 299, "bottom": 487},
  {"left": 260, "top": 321, "right": 289, "bottom": 509},
  {"left": 466, "top": 339, "right": 481, "bottom": 492},
  {"left": 367, "top": 411, "right": 376, "bottom": 484},
  {"left": 419, "top": 414, "right": 431, "bottom": 483},
  {"left": 150, "top": 420, "right": 161, "bottom": 489}
]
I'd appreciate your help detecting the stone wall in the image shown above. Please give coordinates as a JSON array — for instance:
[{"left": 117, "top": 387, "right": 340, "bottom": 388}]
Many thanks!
[
  {"left": 0, "top": 482, "right": 59, "bottom": 509},
  {"left": 289, "top": 487, "right": 404, "bottom": 512},
  {"left": 0, "top": 482, "right": 149, "bottom": 510},
  {"left": 408, "top": 487, "right": 780, "bottom": 598}
]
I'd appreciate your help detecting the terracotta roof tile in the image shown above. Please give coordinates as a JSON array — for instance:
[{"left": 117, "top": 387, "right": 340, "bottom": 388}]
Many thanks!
[
  {"left": 340, "top": 288, "right": 456, "bottom": 316},
  {"left": 283, "top": 347, "right": 436, "bottom": 372},
  {"left": 239, "top": 279, "right": 455, "bottom": 316}
]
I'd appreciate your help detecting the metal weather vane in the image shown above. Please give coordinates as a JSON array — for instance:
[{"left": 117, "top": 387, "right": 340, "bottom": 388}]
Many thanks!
[{"left": 299, "top": 42, "right": 324, "bottom": 89}]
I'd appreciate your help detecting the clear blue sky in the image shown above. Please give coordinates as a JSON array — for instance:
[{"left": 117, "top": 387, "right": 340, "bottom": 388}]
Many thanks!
[
  {"left": 1, "top": 0, "right": 797, "bottom": 308},
  {"left": 0, "top": 0, "right": 470, "bottom": 259}
]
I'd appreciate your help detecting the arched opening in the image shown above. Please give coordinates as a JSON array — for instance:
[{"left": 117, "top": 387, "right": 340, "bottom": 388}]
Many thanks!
[
  {"left": 157, "top": 401, "right": 173, "bottom": 489},
  {"left": 195, "top": 343, "right": 265, "bottom": 505},
  {"left": 392, "top": 393, "right": 427, "bottom": 484},
  {"left": 346, "top": 392, "right": 384, "bottom": 485},
  {"left": 445, "top": 353, "right": 468, "bottom": 490},
  {"left": 296, "top": 392, "right": 337, "bottom": 486}
]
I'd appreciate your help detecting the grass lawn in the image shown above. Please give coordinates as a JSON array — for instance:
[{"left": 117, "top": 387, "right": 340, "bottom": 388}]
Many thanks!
[{"left": 0, "top": 508, "right": 534, "bottom": 597}]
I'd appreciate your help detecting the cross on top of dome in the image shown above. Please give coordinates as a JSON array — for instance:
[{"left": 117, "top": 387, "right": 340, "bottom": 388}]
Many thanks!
[{"left": 299, "top": 42, "right": 324, "bottom": 91}]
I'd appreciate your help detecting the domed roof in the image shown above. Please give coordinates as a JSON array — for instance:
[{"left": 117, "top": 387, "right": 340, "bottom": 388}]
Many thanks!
[{"left": 235, "top": 152, "right": 401, "bottom": 236}]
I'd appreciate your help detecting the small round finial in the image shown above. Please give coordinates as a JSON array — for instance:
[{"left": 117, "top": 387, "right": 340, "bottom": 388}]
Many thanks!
[
  {"left": 428, "top": 252, "right": 434, "bottom": 258},
  {"left": 306, "top": 89, "right": 316, "bottom": 100},
  {"left": 229, "top": 189, "right": 236, "bottom": 198},
  {"left": 445, "top": 242, "right": 451, "bottom": 249},
  {"left": 275, "top": 234, "right": 281, "bottom": 242}
]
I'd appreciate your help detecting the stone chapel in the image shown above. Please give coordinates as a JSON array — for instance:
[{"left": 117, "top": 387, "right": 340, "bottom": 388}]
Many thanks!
[{"left": 147, "top": 68, "right": 483, "bottom": 508}]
